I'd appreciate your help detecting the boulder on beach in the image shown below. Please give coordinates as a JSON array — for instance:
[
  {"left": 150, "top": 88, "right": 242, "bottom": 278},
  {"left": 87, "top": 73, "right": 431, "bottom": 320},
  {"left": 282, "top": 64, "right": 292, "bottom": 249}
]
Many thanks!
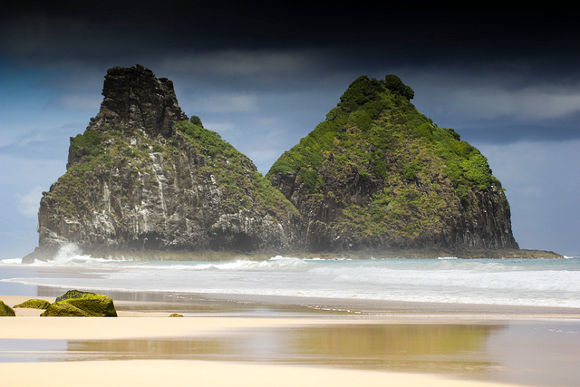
[
  {"left": 13, "top": 299, "right": 52, "bottom": 309},
  {"left": 0, "top": 300, "right": 16, "bottom": 316},
  {"left": 41, "top": 290, "right": 117, "bottom": 317}
]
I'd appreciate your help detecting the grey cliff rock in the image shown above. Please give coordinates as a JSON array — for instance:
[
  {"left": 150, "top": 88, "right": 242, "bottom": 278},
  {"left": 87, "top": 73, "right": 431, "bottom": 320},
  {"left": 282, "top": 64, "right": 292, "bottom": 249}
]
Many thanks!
[{"left": 25, "top": 65, "right": 299, "bottom": 261}]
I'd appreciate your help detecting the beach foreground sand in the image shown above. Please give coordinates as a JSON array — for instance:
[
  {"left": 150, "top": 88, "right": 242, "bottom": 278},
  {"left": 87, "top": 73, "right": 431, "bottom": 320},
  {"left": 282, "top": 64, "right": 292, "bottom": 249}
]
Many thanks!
[
  {"left": 1, "top": 295, "right": 579, "bottom": 386},
  {"left": 0, "top": 359, "right": 519, "bottom": 387}
]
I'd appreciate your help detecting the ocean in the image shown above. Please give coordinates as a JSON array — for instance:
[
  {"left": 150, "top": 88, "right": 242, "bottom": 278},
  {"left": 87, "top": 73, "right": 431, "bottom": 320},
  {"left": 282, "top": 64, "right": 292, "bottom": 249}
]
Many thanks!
[{"left": 1, "top": 244, "right": 579, "bottom": 308}]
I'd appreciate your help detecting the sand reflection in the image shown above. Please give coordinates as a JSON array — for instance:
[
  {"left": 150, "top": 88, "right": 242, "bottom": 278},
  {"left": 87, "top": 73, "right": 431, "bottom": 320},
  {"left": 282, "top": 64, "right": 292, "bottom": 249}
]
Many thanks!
[{"left": 68, "top": 323, "right": 503, "bottom": 375}]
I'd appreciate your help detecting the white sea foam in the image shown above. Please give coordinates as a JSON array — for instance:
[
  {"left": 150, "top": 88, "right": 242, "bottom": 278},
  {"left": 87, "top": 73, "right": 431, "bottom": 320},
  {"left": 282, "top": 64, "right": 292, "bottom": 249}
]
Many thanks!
[
  {"left": 0, "top": 258, "right": 22, "bottom": 265},
  {"left": 29, "top": 243, "right": 132, "bottom": 267},
  {"left": 3, "top": 252, "right": 580, "bottom": 308}
]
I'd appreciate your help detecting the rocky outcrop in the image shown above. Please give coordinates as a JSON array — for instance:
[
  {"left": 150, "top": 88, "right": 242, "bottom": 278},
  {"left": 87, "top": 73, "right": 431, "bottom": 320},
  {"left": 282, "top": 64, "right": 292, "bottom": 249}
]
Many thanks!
[
  {"left": 0, "top": 301, "right": 16, "bottom": 316},
  {"left": 13, "top": 299, "right": 51, "bottom": 309},
  {"left": 267, "top": 75, "right": 519, "bottom": 252},
  {"left": 26, "top": 65, "right": 299, "bottom": 261},
  {"left": 41, "top": 290, "right": 117, "bottom": 317}
]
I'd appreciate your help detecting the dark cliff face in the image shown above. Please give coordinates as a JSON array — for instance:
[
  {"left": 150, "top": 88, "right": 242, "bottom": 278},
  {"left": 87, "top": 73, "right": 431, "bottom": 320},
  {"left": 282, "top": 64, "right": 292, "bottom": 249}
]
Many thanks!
[
  {"left": 33, "top": 65, "right": 299, "bottom": 259},
  {"left": 267, "top": 75, "right": 518, "bottom": 252},
  {"left": 97, "top": 64, "right": 188, "bottom": 137}
]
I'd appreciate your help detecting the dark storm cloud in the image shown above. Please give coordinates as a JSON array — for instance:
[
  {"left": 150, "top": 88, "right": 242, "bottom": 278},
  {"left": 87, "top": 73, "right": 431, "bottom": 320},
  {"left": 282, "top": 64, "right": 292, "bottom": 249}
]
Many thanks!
[
  {"left": 2, "top": 4, "right": 579, "bottom": 146},
  {"left": 2, "top": 5, "right": 578, "bottom": 61}
]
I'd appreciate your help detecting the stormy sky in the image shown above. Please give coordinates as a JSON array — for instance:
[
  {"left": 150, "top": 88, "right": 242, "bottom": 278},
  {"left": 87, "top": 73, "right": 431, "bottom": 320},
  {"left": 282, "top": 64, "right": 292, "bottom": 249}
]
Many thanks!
[{"left": 1, "top": 4, "right": 579, "bottom": 256}]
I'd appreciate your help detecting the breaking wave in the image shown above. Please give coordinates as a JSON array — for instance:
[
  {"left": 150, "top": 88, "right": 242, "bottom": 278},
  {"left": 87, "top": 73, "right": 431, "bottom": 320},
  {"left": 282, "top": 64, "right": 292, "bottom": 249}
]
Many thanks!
[{"left": 2, "top": 246, "right": 580, "bottom": 308}]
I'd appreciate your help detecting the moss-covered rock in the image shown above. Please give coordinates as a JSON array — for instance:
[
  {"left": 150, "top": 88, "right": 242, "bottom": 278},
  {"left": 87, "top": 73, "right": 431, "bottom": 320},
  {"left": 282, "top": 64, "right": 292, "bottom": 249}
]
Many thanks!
[
  {"left": 267, "top": 74, "right": 518, "bottom": 252},
  {"left": 42, "top": 292, "right": 117, "bottom": 317},
  {"left": 40, "top": 301, "right": 92, "bottom": 317},
  {"left": 169, "top": 313, "right": 184, "bottom": 317},
  {"left": 0, "top": 301, "right": 16, "bottom": 316},
  {"left": 13, "top": 299, "right": 51, "bottom": 309}
]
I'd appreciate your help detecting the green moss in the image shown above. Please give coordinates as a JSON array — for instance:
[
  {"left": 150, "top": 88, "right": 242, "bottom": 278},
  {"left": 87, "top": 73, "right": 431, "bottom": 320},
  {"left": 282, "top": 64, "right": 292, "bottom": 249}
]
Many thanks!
[
  {"left": 42, "top": 293, "right": 117, "bottom": 317},
  {"left": 55, "top": 289, "right": 95, "bottom": 302},
  {"left": 0, "top": 300, "right": 15, "bottom": 316},
  {"left": 13, "top": 299, "right": 51, "bottom": 309},
  {"left": 41, "top": 302, "right": 92, "bottom": 317}
]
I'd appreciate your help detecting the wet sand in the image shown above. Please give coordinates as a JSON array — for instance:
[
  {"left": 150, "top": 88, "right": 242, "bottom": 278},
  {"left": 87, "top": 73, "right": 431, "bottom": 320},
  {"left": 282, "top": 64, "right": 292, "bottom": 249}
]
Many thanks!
[
  {"left": 1, "top": 294, "right": 579, "bottom": 386},
  {"left": 0, "top": 359, "right": 521, "bottom": 387}
]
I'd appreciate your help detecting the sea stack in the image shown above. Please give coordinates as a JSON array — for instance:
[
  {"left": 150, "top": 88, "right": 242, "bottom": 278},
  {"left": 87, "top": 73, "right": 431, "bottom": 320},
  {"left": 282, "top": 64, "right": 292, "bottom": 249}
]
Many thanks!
[
  {"left": 267, "top": 75, "right": 518, "bottom": 253},
  {"left": 25, "top": 65, "right": 299, "bottom": 261},
  {"left": 25, "top": 67, "right": 529, "bottom": 261}
]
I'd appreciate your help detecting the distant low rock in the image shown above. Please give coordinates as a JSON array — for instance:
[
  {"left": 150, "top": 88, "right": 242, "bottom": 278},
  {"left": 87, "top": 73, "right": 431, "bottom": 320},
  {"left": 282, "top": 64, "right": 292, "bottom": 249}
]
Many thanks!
[
  {"left": 0, "top": 301, "right": 16, "bottom": 316},
  {"left": 41, "top": 291, "right": 117, "bottom": 317},
  {"left": 13, "top": 299, "right": 51, "bottom": 309},
  {"left": 169, "top": 313, "right": 184, "bottom": 317}
]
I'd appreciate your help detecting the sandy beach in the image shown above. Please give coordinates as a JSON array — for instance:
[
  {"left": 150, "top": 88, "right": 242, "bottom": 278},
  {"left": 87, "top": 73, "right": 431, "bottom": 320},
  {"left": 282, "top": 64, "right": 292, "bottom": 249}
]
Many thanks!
[
  {"left": 1, "top": 294, "right": 580, "bottom": 386},
  {"left": 0, "top": 359, "right": 521, "bottom": 387}
]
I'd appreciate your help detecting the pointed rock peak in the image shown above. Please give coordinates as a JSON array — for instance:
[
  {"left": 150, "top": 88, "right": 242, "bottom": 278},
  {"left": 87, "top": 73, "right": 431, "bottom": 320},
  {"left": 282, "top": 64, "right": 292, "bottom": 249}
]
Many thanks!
[{"left": 95, "top": 64, "right": 188, "bottom": 137}]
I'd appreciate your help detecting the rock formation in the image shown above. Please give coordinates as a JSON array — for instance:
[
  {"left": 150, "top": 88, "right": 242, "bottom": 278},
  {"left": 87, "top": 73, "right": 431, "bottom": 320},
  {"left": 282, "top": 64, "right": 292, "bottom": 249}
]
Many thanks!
[
  {"left": 26, "top": 65, "right": 299, "bottom": 261},
  {"left": 41, "top": 290, "right": 117, "bottom": 317},
  {"left": 267, "top": 75, "right": 519, "bottom": 252},
  {"left": 13, "top": 299, "right": 51, "bottom": 309},
  {"left": 0, "top": 301, "right": 16, "bottom": 317},
  {"left": 25, "top": 67, "right": 528, "bottom": 260}
]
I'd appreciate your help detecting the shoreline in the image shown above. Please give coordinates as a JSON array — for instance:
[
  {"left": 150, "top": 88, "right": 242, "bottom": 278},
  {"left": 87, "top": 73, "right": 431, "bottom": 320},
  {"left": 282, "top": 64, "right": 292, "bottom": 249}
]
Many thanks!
[
  {"left": 1, "top": 293, "right": 579, "bottom": 386},
  {"left": 31, "top": 286, "right": 580, "bottom": 320},
  {"left": 22, "top": 247, "right": 563, "bottom": 263}
]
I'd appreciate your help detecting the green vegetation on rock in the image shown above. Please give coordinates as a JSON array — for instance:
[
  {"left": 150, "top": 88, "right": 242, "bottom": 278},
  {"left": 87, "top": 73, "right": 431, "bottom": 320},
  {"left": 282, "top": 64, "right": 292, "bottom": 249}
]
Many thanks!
[
  {"left": 175, "top": 120, "right": 298, "bottom": 218},
  {"left": 41, "top": 301, "right": 93, "bottom": 317},
  {"left": 55, "top": 290, "right": 96, "bottom": 302},
  {"left": 13, "top": 299, "right": 51, "bottom": 309},
  {"left": 189, "top": 115, "right": 203, "bottom": 127},
  {"left": 267, "top": 74, "right": 515, "bottom": 250},
  {"left": 268, "top": 75, "right": 495, "bottom": 196},
  {"left": 0, "top": 300, "right": 16, "bottom": 316},
  {"left": 42, "top": 291, "right": 117, "bottom": 317},
  {"left": 70, "top": 129, "right": 105, "bottom": 158}
]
